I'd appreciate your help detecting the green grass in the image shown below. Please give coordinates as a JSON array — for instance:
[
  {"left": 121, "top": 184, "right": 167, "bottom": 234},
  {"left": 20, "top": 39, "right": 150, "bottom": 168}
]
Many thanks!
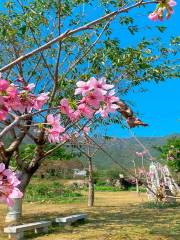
[
  {"left": 24, "top": 181, "right": 84, "bottom": 203},
  {"left": 95, "top": 185, "right": 123, "bottom": 191},
  {"left": 143, "top": 201, "right": 180, "bottom": 209},
  {"left": 128, "top": 186, "right": 147, "bottom": 192},
  {"left": 82, "top": 184, "right": 146, "bottom": 192}
]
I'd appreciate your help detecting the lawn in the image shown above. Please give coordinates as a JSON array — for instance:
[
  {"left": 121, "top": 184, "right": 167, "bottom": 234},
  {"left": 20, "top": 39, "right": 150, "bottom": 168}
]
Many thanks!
[{"left": 0, "top": 191, "right": 179, "bottom": 240}]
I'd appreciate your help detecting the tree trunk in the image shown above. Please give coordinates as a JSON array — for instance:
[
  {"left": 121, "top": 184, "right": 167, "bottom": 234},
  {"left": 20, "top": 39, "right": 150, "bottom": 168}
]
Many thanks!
[
  {"left": 5, "top": 170, "right": 33, "bottom": 223},
  {"left": 18, "top": 170, "right": 33, "bottom": 193},
  {"left": 88, "top": 157, "right": 94, "bottom": 207},
  {"left": 5, "top": 143, "right": 43, "bottom": 223},
  {"left": 136, "top": 178, "right": 139, "bottom": 194}
]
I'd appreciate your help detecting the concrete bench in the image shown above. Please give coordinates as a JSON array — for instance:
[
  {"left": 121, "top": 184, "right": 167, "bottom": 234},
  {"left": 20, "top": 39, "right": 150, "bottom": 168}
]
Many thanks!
[
  {"left": 4, "top": 220, "right": 51, "bottom": 240},
  {"left": 55, "top": 214, "right": 87, "bottom": 226}
]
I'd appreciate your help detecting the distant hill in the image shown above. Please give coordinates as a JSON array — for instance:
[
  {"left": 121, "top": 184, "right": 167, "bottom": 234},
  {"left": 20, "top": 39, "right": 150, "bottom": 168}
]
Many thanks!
[
  {"left": 4, "top": 129, "right": 179, "bottom": 172},
  {"left": 78, "top": 134, "right": 180, "bottom": 170}
]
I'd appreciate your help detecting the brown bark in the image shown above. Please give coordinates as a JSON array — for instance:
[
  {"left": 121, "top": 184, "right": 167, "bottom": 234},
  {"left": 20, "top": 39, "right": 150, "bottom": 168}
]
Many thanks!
[
  {"left": 17, "top": 143, "right": 45, "bottom": 193},
  {"left": 18, "top": 170, "right": 33, "bottom": 193}
]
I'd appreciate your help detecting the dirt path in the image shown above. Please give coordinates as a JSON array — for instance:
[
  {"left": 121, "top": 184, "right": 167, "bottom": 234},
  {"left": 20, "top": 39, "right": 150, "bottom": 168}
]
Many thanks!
[{"left": 0, "top": 192, "right": 179, "bottom": 240}]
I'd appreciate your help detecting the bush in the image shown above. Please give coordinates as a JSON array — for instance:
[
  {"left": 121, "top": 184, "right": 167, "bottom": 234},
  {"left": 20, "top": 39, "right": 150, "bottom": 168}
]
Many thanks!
[
  {"left": 24, "top": 181, "right": 83, "bottom": 203},
  {"left": 128, "top": 186, "right": 146, "bottom": 192},
  {"left": 95, "top": 185, "right": 122, "bottom": 192}
]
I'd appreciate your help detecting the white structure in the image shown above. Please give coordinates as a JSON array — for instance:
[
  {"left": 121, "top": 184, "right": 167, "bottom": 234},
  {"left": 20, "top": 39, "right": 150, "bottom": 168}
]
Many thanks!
[
  {"left": 4, "top": 221, "right": 51, "bottom": 240},
  {"left": 73, "top": 169, "right": 87, "bottom": 177},
  {"left": 55, "top": 214, "right": 87, "bottom": 226},
  {"left": 5, "top": 198, "right": 22, "bottom": 223},
  {"left": 147, "top": 162, "right": 180, "bottom": 202}
]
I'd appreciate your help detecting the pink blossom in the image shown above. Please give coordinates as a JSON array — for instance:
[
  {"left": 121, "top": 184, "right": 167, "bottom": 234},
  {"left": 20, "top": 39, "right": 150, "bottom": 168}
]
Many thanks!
[
  {"left": 0, "top": 163, "right": 5, "bottom": 173},
  {"left": 23, "top": 83, "right": 35, "bottom": 91},
  {"left": 78, "top": 103, "right": 94, "bottom": 119},
  {"left": 59, "top": 133, "right": 70, "bottom": 142},
  {"left": 60, "top": 99, "right": 81, "bottom": 122},
  {"left": 69, "top": 110, "right": 81, "bottom": 122},
  {"left": 89, "top": 77, "right": 114, "bottom": 95},
  {"left": 97, "top": 103, "right": 119, "bottom": 118},
  {"left": 33, "top": 92, "right": 49, "bottom": 110},
  {"left": 48, "top": 128, "right": 63, "bottom": 143},
  {"left": 148, "top": 12, "right": 159, "bottom": 21},
  {"left": 0, "top": 163, "right": 23, "bottom": 207},
  {"left": 148, "top": 1, "right": 176, "bottom": 22},
  {"left": 47, "top": 114, "right": 65, "bottom": 143},
  {"left": 16, "top": 93, "right": 35, "bottom": 113},
  {"left": 135, "top": 151, "right": 147, "bottom": 157},
  {"left": 147, "top": 172, "right": 155, "bottom": 178},
  {"left": 47, "top": 114, "right": 61, "bottom": 128},
  {"left": 96, "top": 107, "right": 109, "bottom": 118},
  {"left": 168, "top": 0, "right": 177, "bottom": 7},
  {"left": 75, "top": 80, "right": 91, "bottom": 96},
  {"left": 0, "top": 106, "right": 8, "bottom": 120},
  {"left": 83, "top": 126, "right": 90, "bottom": 135},
  {"left": 60, "top": 98, "right": 73, "bottom": 115},
  {"left": 104, "top": 90, "right": 119, "bottom": 104},
  {"left": 6, "top": 96, "right": 21, "bottom": 111},
  {"left": 0, "top": 96, "right": 4, "bottom": 105},
  {"left": 0, "top": 79, "right": 9, "bottom": 91},
  {"left": 6, "top": 85, "right": 18, "bottom": 98},
  {"left": 83, "top": 89, "right": 104, "bottom": 108},
  {"left": 97, "top": 90, "right": 119, "bottom": 117},
  {"left": 9, "top": 187, "right": 23, "bottom": 198},
  {"left": 166, "top": 5, "right": 175, "bottom": 19},
  {"left": 48, "top": 125, "right": 65, "bottom": 143},
  {"left": 136, "top": 152, "right": 144, "bottom": 157}
]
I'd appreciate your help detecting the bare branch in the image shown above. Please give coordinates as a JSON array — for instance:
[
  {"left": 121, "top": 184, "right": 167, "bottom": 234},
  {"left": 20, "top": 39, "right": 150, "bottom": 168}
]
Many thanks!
[
  {"left": 0, "top": 1, "right": 156, "bottom": 72},
  {"left": 64, "top": 16, "right": 114, "bottom": 78}
]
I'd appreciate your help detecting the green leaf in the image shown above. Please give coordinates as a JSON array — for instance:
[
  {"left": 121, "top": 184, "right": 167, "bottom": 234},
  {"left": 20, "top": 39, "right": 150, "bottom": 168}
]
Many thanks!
[
  {"left": 20, "top": 25, "right": 27, "bottom": 35},
  {"left": 156, "top": 26, "right": 167, "bottom": 33},
  {"left": 128, "top": 25, "right": 138, "bottom": 35}
]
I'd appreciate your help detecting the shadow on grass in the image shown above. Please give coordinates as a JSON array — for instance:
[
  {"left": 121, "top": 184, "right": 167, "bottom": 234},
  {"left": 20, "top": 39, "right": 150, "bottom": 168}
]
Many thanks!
[
  {"left": 1, "top": 201, "right": 180, "bottom": 240},
  {"left": 19, "top": 202, "right": 180, "bottom": 239}
]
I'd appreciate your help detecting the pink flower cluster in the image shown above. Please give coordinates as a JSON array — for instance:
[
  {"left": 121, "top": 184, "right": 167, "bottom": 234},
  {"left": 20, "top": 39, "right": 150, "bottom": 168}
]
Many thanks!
[
  {"left": 46, "top": 77, "right": 119, "bottom": 143},
  {"left": 0, "top": 163, "right": 23, "bottom": 207},
  {"left": 47, "top": 114, "right": 67, "bottom": 143},
  {"left": 47, "top": 77, "right": 120, "bottom": 143},
  {"left": 148, "top": 0, "right": 177, "bottom": 21},
  {"left": 135, "top": 150, "right": 147, "bottom": 157},
  {"left": 75, "top": 77, "right": 119, "bottom": 118},
  {"left": 0, "top": 77, "right": 49, "bottom": 120}
]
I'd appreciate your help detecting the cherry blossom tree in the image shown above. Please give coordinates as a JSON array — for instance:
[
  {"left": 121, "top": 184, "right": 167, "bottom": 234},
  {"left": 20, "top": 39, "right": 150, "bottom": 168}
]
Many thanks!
[{"left": 0, "top": 0, "right": 178, "bottom": 211}]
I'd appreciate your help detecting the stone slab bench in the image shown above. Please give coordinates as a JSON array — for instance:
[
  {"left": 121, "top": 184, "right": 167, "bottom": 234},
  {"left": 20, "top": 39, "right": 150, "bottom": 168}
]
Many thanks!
[
  {"left": 4, "top": 220, "right": 51, "bottom": 240},
  {"left": 55, "top": 214, "right": 87, "bottom": 226}
]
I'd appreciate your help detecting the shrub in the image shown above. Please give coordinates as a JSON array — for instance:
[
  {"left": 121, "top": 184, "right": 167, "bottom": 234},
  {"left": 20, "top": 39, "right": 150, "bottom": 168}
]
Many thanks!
[{"left": 24, "top": 181, "right": 83, "bottom": 203}]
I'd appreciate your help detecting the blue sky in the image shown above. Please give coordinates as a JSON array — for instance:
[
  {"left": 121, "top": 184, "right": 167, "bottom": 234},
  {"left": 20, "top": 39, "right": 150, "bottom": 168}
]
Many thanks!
[
  {"left": 104, "top": 78, "right": 180, "bottom": 138},
  {"left": 82, "top": 1, "right": 180, "bottom": 138},
  {"left": 105, "top": 2, "right": 180, "bottom": 138}
]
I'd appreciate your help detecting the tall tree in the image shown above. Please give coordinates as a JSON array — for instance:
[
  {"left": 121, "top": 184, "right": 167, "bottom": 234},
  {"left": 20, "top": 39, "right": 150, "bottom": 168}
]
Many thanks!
[{"left": 0, "top": 0, "right": 179, "bottom": 210}]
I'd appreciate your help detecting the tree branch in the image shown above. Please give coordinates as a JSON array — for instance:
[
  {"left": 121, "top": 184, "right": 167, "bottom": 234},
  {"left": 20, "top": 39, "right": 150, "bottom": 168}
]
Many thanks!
[
  {"left": 63, "top": 16, "right": 114, "bottom": 78},
  {"left": 0, "top": 1, "right": 156, "bottom": 72}
]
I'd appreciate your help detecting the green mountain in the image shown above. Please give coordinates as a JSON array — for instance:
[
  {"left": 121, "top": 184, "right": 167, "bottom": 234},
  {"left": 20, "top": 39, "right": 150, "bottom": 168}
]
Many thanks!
[{"left": 79, "top": 134, "right": 180, "bottom": 170}]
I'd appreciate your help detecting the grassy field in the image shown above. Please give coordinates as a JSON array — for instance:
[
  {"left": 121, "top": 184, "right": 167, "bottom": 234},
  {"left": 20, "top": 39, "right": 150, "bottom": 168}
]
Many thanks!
[{"left": 0, "top": 191, "right": 180, "bottom": 240}]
